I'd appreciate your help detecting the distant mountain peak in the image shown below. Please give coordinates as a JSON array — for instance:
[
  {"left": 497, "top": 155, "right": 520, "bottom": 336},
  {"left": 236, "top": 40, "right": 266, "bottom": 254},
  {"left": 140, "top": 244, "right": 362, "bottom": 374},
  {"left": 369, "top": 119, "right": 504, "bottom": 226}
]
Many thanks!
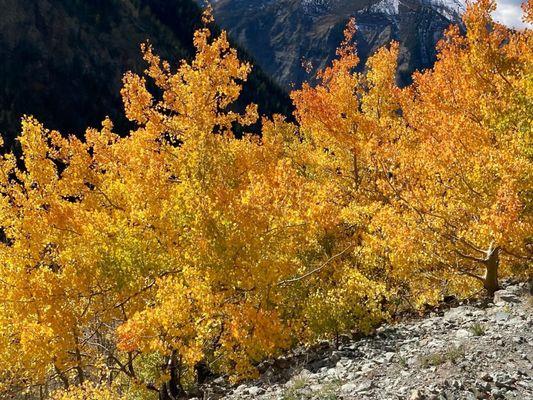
[
  {"left": 302, "top": 0, "right": 466, "bottom": 15},
  {"left": 203, "top": 0, "right": 465, "bottom": 87}
]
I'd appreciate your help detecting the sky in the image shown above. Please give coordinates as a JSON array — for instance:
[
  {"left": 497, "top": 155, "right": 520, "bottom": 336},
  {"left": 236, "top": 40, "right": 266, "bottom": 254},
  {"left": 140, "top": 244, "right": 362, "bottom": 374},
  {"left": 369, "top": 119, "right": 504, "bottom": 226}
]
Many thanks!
[{"left": 492, "top": 0, "right": 530, "bottom": 28}]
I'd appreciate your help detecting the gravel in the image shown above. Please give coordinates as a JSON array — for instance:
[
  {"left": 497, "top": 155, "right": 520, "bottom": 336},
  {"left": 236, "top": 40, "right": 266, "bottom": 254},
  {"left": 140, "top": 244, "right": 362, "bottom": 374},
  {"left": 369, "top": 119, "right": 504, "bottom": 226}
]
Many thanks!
[{"left": 198, "top": 283, "right": 533, "bottom": 400}]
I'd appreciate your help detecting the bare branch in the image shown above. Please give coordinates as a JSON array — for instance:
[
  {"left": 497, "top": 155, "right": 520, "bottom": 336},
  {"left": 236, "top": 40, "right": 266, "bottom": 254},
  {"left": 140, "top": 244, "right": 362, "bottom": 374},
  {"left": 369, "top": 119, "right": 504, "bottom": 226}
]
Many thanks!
[
  {"left": 456, "top": 269, "right": 485, "bottom": 282},
  {"left": 51, "top": 225, "right": 82, "bottom": 237},
  {"left": 500, "top": 246, "right": 530, "bottom": 260},
  {"left": 94, "top": 186, "right": 125, "bottom": 211},
  {"left": 454, "top": 249, "right": 486, "bottom": 264},
  {"left": 277, "top": 244, "right": 354, "bottom": 286}
]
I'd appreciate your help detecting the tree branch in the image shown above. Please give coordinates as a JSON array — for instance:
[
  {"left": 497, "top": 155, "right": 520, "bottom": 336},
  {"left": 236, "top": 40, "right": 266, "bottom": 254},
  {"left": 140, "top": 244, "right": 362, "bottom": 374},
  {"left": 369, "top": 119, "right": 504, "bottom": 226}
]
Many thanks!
[
  {"left": 94, "top": 186, "right": 125, "bottom": 211},
  {"left": 277, "top": 244, "right": 354, "bottom": 286},
  {"left": 457, "top": 269, "right": 485, "bottom": 282},
  {"left": 454, "top": 249, "right": 486, "bottom": 264}
]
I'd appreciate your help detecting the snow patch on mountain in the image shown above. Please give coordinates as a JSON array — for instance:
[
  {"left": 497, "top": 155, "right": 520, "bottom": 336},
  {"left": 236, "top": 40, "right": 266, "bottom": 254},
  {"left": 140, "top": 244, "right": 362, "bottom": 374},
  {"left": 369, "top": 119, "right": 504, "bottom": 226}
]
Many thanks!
[
  {"left": 371, "top": 0, "right": 466, "bottom": 18},
  {"left": 302, "top": 0, "right": 332, "bottom": 14},
  {"left": 423, "top": 0, "right": 466, "bottom": 20},
  {"left": 369, "top": 0, "right": 400, "bottom": 15},
  {"left": 302, "top": 0, "right": 466, "bottom": 19}
]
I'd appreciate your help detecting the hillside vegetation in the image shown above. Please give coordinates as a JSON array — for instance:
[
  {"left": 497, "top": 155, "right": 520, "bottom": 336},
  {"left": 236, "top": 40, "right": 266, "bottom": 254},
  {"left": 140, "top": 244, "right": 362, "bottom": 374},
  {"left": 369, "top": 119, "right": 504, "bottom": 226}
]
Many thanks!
[
  {"left": 217, "top": 283, "right": 532, "bottom": 399},
  {"left": 0, "top": 1, "right": 531, "bottom": 399},
  {"left": 0, "top": 0, "right": 289, "bottom": 149}
]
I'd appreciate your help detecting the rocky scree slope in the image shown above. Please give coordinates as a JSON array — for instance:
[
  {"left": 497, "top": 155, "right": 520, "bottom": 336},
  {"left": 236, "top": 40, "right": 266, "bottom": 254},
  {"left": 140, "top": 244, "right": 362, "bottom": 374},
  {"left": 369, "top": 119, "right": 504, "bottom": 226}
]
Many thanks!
[
  {"left": 203, "top": 0, "right": 465, "bottom": 88},
  {"left": 199, "top": 283, "right": 532, "bottom": 400}
]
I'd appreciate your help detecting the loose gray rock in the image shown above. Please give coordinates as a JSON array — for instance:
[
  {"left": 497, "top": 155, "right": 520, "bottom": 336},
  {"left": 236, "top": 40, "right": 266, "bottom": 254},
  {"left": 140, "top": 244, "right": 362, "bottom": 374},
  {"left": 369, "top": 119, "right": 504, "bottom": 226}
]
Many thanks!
[
  {"left": 340, "top": 382, "right": 358, "bottom": 393},
  {"left": 409, "top": 388, "right": 425, "bottom": 399},
  {"left": 204, "top": 284, "right": 533, "bottom": 400},
  {"left": 494, "top": 289, "right": 521, "bottom": 305}
]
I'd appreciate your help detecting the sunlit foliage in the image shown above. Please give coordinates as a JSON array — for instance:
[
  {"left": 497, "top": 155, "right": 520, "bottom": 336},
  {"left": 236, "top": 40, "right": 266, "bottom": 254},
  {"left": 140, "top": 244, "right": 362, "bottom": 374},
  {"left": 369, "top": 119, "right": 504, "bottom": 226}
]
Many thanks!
[{"left": 0, "top": 2, "right": 530, "bottom": 398}]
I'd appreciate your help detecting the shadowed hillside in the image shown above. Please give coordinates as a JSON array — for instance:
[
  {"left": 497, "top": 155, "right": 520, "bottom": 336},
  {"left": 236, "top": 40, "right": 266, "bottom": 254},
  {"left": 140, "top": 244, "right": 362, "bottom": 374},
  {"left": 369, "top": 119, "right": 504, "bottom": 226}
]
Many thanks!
[{"left": 0, "top": 0, "right": 290, "bottom": 149}]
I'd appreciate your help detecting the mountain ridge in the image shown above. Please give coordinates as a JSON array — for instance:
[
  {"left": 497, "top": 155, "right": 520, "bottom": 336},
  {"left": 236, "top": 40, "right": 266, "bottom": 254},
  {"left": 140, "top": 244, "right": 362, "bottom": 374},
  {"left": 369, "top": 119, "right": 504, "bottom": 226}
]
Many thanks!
[
  {"left": 0, "top": 0, "right": 290, "bottom": 148},
  {"left": 201, "top": 0, "right": 466, "bottom": 87}
]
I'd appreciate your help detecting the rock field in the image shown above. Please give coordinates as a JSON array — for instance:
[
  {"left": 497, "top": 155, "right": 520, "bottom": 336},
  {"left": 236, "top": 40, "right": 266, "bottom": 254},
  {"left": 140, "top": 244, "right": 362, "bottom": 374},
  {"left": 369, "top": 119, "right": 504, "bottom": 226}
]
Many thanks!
[{"left": 200, "top": 282, "right": 532, "bottom": 400}]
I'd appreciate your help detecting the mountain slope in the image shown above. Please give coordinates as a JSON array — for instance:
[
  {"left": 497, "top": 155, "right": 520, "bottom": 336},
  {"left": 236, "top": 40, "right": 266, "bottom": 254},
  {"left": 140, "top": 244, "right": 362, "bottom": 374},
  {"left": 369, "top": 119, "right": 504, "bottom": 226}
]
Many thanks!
[
  {"left": 0, "top": 0, "right": 290, "bottom": 148},
  {"left": 204, "top": 0, "right": 465, "bottom": 87},
  {"left": 203, "top": 283, "right": 533, "bottom": 399}
]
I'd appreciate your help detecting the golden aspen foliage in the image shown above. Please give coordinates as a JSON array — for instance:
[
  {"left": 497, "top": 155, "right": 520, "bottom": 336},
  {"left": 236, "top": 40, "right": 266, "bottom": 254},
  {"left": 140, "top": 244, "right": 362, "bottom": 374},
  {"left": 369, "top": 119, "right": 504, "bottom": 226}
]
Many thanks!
[
  {"left": 396, "top": 0, "right": 532, "bottom": 297},
  {"left": 291, "top": 20, "right": 410, "bottom": 306},
  {"left": 0, "top": 2, "right": 530, "bottom": 399},
  {"left": 0, "top": 10, "right": 333, "bottom": 398},
  {"left": 291, "top": 0, "right": 531, "bottom": 307},
  {"left": 50, "top": 383, "right": 129, "bottom": 400}
]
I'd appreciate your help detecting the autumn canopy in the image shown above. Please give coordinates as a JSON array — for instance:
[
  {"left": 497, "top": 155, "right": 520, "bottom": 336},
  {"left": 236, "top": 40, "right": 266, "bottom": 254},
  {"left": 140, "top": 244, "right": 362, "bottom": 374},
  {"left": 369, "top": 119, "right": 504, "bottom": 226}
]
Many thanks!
[{"left": 0, "top": 1, "right": 531, "bottom": 398}]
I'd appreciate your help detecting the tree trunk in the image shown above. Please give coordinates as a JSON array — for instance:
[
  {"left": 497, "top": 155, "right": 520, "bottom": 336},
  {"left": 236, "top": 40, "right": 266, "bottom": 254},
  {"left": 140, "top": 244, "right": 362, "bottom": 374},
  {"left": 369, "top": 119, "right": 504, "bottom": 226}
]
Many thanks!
[
  {"left": 159, "top": 351, "right": 185, "bottom": 400},
  {"left": 54, "top": 364, "right": 69, "bottom": 390},
  {"left": 352, "top": 148, "right": 359, "bottom": 189},
  {"left": 195, "top": 361, "right": 214, "bottom": 385},
  {"left": 483, "top": 246, "right": 500, "bottom": 296}
]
